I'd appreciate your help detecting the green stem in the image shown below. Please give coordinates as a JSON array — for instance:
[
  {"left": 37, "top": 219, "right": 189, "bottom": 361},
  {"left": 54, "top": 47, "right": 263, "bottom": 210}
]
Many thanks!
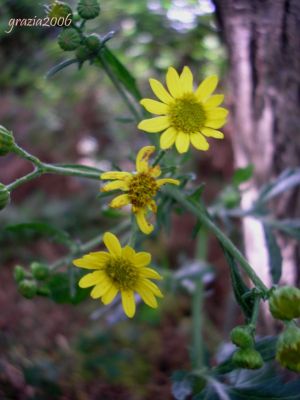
[
  {"left": 152, "top": 150, "right": 166, "bottom": 167},
  {"left": 249, "top": 295, "right": 261, "bottom": 328},
  {"left": 192, "top": 279, "right": 204, "bottom": 369},
  {"left": 6, "top": 168, "right": 42, "bottom": 191},
  {"left": 165, "top": 186, "right": 269, "bottom": 294},
  {"left": 42, "top": 163, "right": 101, "bottom": 180},
  {"left": 13, "top": 143, "right": 43, "bottom": 167}
]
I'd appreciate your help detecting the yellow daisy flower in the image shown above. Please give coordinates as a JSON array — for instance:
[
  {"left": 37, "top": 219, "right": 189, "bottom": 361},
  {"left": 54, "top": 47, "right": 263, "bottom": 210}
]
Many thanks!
[
  {"left": 73, "top": 232, "right": 163, "bottom": 318},
  {"left": 138, "top": 66, "right": 228, "bottom": 153},
  {"left": 100, "top": 146, "right": 179, "bottom": 235}
]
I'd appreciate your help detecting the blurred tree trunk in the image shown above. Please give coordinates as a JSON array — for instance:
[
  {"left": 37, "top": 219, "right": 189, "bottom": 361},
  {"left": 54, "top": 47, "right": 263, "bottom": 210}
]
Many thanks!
[{"left": 213, "top": 0, "right": 300, "bottom": 287}]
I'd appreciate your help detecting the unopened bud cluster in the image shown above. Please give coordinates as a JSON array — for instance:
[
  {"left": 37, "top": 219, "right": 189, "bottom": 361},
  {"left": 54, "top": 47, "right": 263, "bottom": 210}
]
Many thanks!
[
  {"left": 14, "top": 262, "right": 50, "bottom": 299},
  {"left": 0, "top": 183, "right": 10, "bottom": 211},
  {"left": 0, "top": 125, "right": 15, "bottom": 156},
  {"left": 276, "top": 324, "right": 300, "bottom": 373},
  {"left": 269, "top": 286, "right": 300, "bottom": 321}
]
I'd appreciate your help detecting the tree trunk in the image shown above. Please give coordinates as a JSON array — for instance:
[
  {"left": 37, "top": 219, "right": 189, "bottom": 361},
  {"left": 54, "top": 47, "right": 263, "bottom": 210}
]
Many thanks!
[{"left": 212, "top": 0, "right": 300, "bottom": 287}]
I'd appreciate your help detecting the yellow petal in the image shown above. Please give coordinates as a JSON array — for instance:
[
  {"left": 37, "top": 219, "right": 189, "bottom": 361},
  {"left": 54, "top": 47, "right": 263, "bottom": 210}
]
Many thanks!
[
  {"left": 190, "top": 133, "right": 209, "bottom": 151},
  {"left": 139, "top": 267, "right": 162, "bottom": 280},
  {"left": 148, "top": 200, "right": 157, "bottom": 213},
  {"left": 205, "top": 119, "right": 226, "bottom": 129},
  {"left": 134, "top": 251, "right": 151, "bottom": 267},
  {"left": 195, "top": 75, "right": 218, "bottom": 102},
  {"left": 122, "top": 245, "right": 135, "bottom": 260},
  {"left": 203, "top": 94, "right": 224, "bottom": 109},
  {"left": 121, "top": 290, "right": 136, "bottom": 318},
  {"left": 136, "top": 145, "right": 155, "bottom": 173},
  {"left": 166, "top": 66, "right": 182, "bottom": 97},
  {"left": 180, "top": 66, "right": 193, "bottom": 93},
  {"left": 149, "top": 78, "right": 173, "bottom": 104},
  {"left": 160, "top": 127, "right": 177, "bottom": 149},
  {"left": 157, "top": 178, "right": 180, "bottom": 187},
  {"left": 78, "top": 271, "right": 105, "bottom": 288},
  {"left": 101, "top": 171, "right": 132, "bottom": 180},
  {"left": 73, "top": 252, "right": 109, "bottom": 269},
  {"left": 135, "top": 210, "right": 154, "bottom": 235},
  {"left": 141, "top": 279, "right": 163, "bottom": 297},
  {"left": 140, "top": 99, "right": 168, "bottom": 114},
  {"left": 101, "top": 285, "right": 118, "bottom": 305},
  {"left": 201, "top": 127, "right": 224, "bottom": 139},
  {"left": 109, "top": 194, "right": 130, "bottom": 208},
  {"left": 101, "top": 180, "right": 129, "bottom": 192},
  {"left": 90, "top": 279, "right": 112, "bottom": 299},
  {"left": 206, "top": 107, "right": 228, "bottom": 120},
  {"left": 137, "top": 284, "right": 158, "bottom": 308},
  {"left": 73, "top": 258, "right": 101, "bottom": 270},
  {"left": 138, "top": 116, "right": 170, "bottom": 133},
  {"left": 175, "top": 132, "right": 190, "bottom": 153},
  {"left": 149, "top": 165, "right": 161, "bottom": 178},
  {"left": 103, "top": 232, "right": 122, "bottom": 256}
]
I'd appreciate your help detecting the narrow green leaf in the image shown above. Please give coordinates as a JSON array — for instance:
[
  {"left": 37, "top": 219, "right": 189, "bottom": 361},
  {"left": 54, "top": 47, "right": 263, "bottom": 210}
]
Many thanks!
[
  {"left": 263, "top": 225, "right": 282, "bottom": 284},
  {"left": 232, "top": 165, "right": 253, "bottom": 186}
]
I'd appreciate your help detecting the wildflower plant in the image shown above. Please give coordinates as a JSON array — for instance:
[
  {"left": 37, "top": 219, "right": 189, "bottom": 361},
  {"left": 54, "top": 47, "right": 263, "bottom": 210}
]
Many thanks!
[{"left": 2, "top": 0, "right": 300, "bottom": 397}]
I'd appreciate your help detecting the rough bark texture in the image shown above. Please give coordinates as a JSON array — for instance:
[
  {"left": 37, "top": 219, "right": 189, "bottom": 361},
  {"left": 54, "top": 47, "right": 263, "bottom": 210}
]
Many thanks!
[{"left": 213, "top": 0, "right": 300, "bottom": 286}]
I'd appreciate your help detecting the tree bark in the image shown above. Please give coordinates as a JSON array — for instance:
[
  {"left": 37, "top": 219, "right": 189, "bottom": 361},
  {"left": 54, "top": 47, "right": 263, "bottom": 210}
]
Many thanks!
[{"left": 212, "top": 0, "right": 300, "bottom": 287}]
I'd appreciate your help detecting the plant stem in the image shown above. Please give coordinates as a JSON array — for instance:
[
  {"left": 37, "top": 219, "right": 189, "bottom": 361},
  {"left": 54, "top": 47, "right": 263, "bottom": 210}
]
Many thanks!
[
  {"left": 249, "top": 295, "right": 261, "bottom": 328},
  {"left": 165, "top": 186, "right": 269, "bottom": 294},
  {"left": 192, "top": 278, "right": 204, "bottom": 370},
  {"left": 152, "top": 150, "right": 166, "bottom": 167},
  {"left": 13, "top": 143, "right": 43, "bottom": 167},
  {"left": 6, "top": 168, "right": 42, "bottom": 191}
]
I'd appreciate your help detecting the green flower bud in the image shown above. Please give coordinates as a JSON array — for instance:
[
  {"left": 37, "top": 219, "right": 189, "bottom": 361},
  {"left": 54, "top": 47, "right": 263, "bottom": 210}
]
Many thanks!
[
  {"left": 232, "top": 348, "right": 263, "bottom": 370},
  {"left": 37, "top": 286, "right": 51, "bottom": 297},
  {"left": 75, "top": 44, "right": 93, "bottom": 62},
  {"left": 47, "top": 1, "right": 73, "bottom": 19},
  {"left": 18, "top": 279, "right": 37, "bottom": 299},
  {"left": 230, "top": 325, "right": 254, "bottom": 349},
  {"left": 85, "top": 33, "right": 102, "bottom": 53},
  {"left": 220, "top": 186, "right": 240, "bottom": 209},
  {"left": 0, "top": 183, "right": 10, "bottom": 211},
  {"left": 14, "top": 265, "right": 26, "bottom": 283},
  {"left": 30, "top": 262, "right": 49, "bottom": 281},
  {"left": 269, "top": 286, "right": 300, "bottom": 320},
  {"left": 77, "top": 0, "right": 100, "bottom": 20},
  {"left": 0, "top": 125, "right": 15, "bottom": 156},
  {"left": 276, "top": 324, "right": 300, "bottom": 372},
  {"left": 58, "top": 27, "right": 82, "bottom": 51}
]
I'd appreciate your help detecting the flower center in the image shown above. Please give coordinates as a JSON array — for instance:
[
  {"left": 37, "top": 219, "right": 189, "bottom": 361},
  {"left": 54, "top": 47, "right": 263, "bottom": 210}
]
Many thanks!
[
  {"left": 128, "top": 172, "right": 158, "bottom": 209},
  {"left": 168, "top": 94, "right": 206, "bottom": 134},
  {"left": 105, "top": 257, "right": 139, "bottom": 290}
]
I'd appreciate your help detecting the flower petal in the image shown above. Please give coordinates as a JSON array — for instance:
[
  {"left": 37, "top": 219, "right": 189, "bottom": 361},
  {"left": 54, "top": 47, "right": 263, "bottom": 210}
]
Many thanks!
[
  {"left": 201, "top": 127, "right": 224, "bottom": 139},
  {"left": 141, "top": 279, "right": 163, "bottom": 297},
  {"left": 122, "top": 245, "right": 135, "bottom": 260},
  {"left": 109, "top": 194, "right": 130, "bottom": 208},
  {"left": 148, "top": 200, "right": 157, "bottom": 213},
  {"left": 180, "top": 66, "right": 193, "bottom": 93},
  {"left": 101, "top": 171, "right": 132, "bottom": 180},
  {"left": 103, "top": 232, "right": 122, "bottom": 256},
  {"left": 149, "top": 165, "right": 161, "bottom": 178},
  {"left": 203, "top": 94, "right": 224, "bottom": 109},
  {"left": 140, "top": 99, "right": 168, "bottom": 115},
  {"left": 166, "top": 66, "right": 182, "bottom": 97},
  {"left": 205, "top": 119, "right": 226, "bottom": 129},
  {"left": 190, "top": 133, "right": 210, "bottom": 151},
  {"left": 160, "top": 127, "right": 177, "bottom": 149},
  {"left": 73, "top": 252, "right": 109, "bottom": 269},
  {"left": 135, "top": 210, "right": 154, "bottom": 235},
  {"left": 139, "top": 267, "right": 162, "bottom": 280},
  {"left": 195, "top": 75, "right": 219, "bottom": 102},
  {"left": 101, "top": 285, "right": 118, "bottom": 305},
  {"left": 136, "top": 145, "right": 155, "bottom": 173},
  {"left": 78, "top": 271, "right": 105, "bottom": 288},
  {"left": 138, "top": 116, "right": 170, "bottom": 133},
  {"left": 134, "top": 252, "right": 151, "bottom": 267},
  {"left": 121, "top": 290, "right": 136, "bottom": 318},
  {"left": 101, "top": 180, "right": 129, "bottom": 192},
  {"left": 156, "top": 178, "right": 180, "bottom": 187},
  {"left": 206, "top": 107, "right": 228, "bottom": 120},
  {"left": 175, "top": 132, "right": 190, "bottom": 153},
  {"left": 149, "top": 78, "right": 173, "bottom": 104},
  {"left": 90, "top": 278, "right": 112, "bottom": 299},
  {"left": 137, "top": 284, "right": 158, "bottom": 308}
]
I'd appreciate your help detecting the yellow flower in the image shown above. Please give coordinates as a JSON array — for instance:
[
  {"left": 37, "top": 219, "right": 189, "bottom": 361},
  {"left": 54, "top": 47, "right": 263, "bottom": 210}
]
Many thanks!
[
  {"left": 100, "top": 146, "right": 179, "bottom": 234},
  {"left": 73, "top": 232, "right": 163, "bottom": 318},
  {"left": 138, "top": 66, "right": 228, "bottom": 153}
]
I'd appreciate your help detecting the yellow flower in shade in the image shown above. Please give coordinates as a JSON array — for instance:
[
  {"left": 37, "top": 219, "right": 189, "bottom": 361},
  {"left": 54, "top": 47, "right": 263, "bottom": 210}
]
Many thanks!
[
  {"left": 138, "top": 66, "right": 228, "bottom": 153},
  {"left": 73, "top": 232, "right": 163, "bottom": 318},
  {"left": 100, "top": 146, "right": 179, "bottom": 234}
]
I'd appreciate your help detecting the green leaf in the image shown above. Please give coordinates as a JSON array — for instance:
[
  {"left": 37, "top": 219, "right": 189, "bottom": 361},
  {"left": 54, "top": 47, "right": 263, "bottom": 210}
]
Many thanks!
[
  {"left": 232, "top": 165, "right": 254, "bottom": 186},
  {"left": 48, "top": 272, "right": 89, "bottom": 304},
  {"left": 46, "top": 59, "right": 78, "bottom": 78},
  {"left": 99, "top": 46, "right": 142, "bottom": 100},
  {"left": 171, "top": 371, "right": 194, "bottom": 400},
  {"left": 265, "top": 218, "right": 300, "bottom": 240},
  {"left": 263, "top": 225, "right": 282, "bottom": 284}
]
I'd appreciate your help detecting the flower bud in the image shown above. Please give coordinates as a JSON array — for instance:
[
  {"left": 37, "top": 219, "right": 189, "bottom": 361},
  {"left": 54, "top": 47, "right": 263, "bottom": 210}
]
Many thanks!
[
  {"left": 75, "top": 45, "right": 93, "bottom": 62},
  {"left": 37, "top": 286, "right": 51, "bottom": 297},
  {"left": 14, "top": 265, "right": 26, "bottom": 283},
  {"left": 85, "top": 34, "right": 101, "bottom": 53},
  {"left": 30, "top": 262, "right": 49, "bottom": 281},
  {"left": 232, "top": 348, "right": 263, "bottom": 369},
  {"left": 0, "top": 125, "right": 15, "bottom": 156},
  {"left": 77, "top": 0, "right": 100, "bottom": 20},
  {"left": 58, "top": 27, "right": 82, "bottom": 51},
  {"left": 276, "top": 324, "right": 300, "bottom": 372},
  {"left": 47, "top": 1, "right": 73, "bottom": 19},
  {"left": 230, "top": 325, "right": 254, "bottom": 349},
  {"left": 269, "top": 286, "right": 300, "bottom": 320},
  {"left": 0, "top": 183, "right": 10, "bottom": 211},
  {"left": 18, "top": 279, "right": 37, "bottom": 299}
]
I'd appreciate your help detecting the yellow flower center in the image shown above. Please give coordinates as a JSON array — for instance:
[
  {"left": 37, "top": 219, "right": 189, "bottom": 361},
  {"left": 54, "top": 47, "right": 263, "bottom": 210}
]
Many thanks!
[
  {"left": 169, "top": 94, "right": 206, "bottom": 134},
  {"left": 128, "top": 172, "right": 158, "bottom": 209},
  {"left": 105, "top": 257, "right": 139, "bottom": 290}
]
